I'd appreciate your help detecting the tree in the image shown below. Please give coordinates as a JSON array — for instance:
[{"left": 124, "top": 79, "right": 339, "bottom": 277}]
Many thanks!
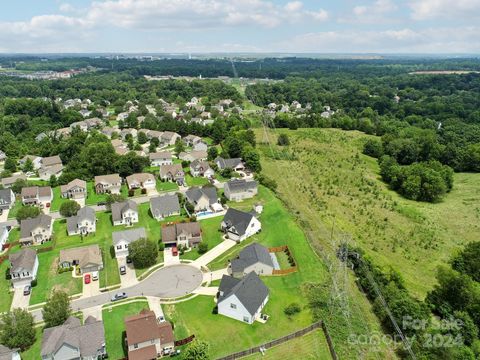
[
  {"left": 174, "top": 138, "right": 185, "bottom": 156},
  {"left": 23, "top": 157, "right": 34, "bottom": 173},
  {"left": 16, "top": 206, "right": 41, "bottom": 221},
  {"left": 137, "top": 131, "right": 148, "bottom": 145},
  {"left": 42, "top": 290, "right": 71, "bottom": 328},
  {"left": 105, "top": 193, "right": 126, "bottom": 210},
  {"left": 59, "top": 200, "right": 81, "bottom": 217},
  {"left": 277, "top": 133, "right": 290, "bottom": 146},
  {"left": 223, "top": 136, "right": 243, "bottom": 158},
  {"left": 242, "top": 146, "right": 262, "bottom": 173},
  {"left": 182, "top": 340, "right": 210, "bottom": 360},
  {"left": 4, "top": 157, "right": 16, "bottom": 173},
  {"left": 128, "top": 238, "right": 157, "bottom": 268},
  {"left": 49, "top": 175, "right": 58, "bottom": 188},
  {"left": 207, "top": 146, "right": 218, "bottom": 161},
  {"left": 452, "top": 241, "right": 480, "bottom": 282},
  {"left": 0, "top": 308, "right": 36, "bottom": 351},
  {"left": 363, "top": 138, "right": 383, "bottom": 158},
  {"left": 11, "top": 179, "right": 28, "bottom": 194},
  {"left": 198, "top": 242, "right": 208, "bottom": 254},
  {"left": 284, "top": 303, "right": 301, "bottom": 316}
]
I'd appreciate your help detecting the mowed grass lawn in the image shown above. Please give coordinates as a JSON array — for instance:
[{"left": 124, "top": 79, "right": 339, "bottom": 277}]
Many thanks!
[
  {"left": 243, "top": 329, "right": 331, "bottom": 360},
  {"left": 20, "top": 327, "right": 43, "bottom": 360},
  {"left": 155, "top": 179, "right": 179, "bottom": 192},
  {"left": 102, "top": 301, "right": 150, "bottom": 360},
  {"left": 164, "top": 186, "right": 331, "bottom": 359},
  {"left": 85, "top": 181, "right": 129, "bottom": 206},
  {"left": 0, "top": 260, "right": 14, "bottom": 312},
  {"left": 181, "top": 216, "right": 224, "bottom": 261},
  {"left": 50, "top": 186, "right": 69, "bottom": 212}
]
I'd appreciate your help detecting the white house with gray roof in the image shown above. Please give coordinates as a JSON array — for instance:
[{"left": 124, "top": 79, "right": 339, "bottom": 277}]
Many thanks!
[
  {"left": 0, "top": 188, "right": 15, "bottom": 212},
  {"left": 215, "top": 157, "right": 245, "bottom": 171},
  {"left": 149, "top": 151, "right": 172, "bottom": 167},
  {"left": 41, "top": 316, "right": 106, "bottom": 360},
  {"left": 9, "top": 248, "right": 38, "bottom": 288},
  {"left": 230, "top": 243, "right": 274, "bottom": 278},
  {"left": 0, "top": 344, "right": 21, "bottom": 360},
  {"left": 224, "top": 179, "right": 258, "bottom": 201},
  {"left": 111, "top": 200, "right": 138, "bottom": 226},
  {"left": 221, "top": 208, "right": 261, "bottom": 242},
  {"left": 113, "top": 227, "right": 147, "bottom": 258},
  {"left": 66, "top": 207, "right": 96, "bottom": 236},
  {"left": 150, "top": 194, "right": 180, "bottom": 220},
  {"left": 217, "top": 272, "right": 269, "bottom": 324},
  {"left": 0, "top": 223, "right": 10, "bottom": 248},
  {"left": 185, "top": 186, "right": 219, "bottom": 213}
]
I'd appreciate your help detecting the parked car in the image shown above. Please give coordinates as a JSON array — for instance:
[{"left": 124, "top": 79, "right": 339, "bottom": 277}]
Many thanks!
[
  {"left": 119, "top": 266, "right": 127, "bottom": 275},
  {"left": 172, "top": 246, "right": 178, "bottom": 256},
  {"left": 84, "top": 274, "right": 91, "bottom": 284},
  {"left": 23, "top": 285, "right": 31, "bottom": 296},
  {"left": 126, "top": 256, "right": 132, "bottom": 264},
  {"left": 97, "top": 201, "right": 107, "bottom": 206},
  {"left": 157, "top": 315, "right": 165, "bottom": 322},
  {"left": 91, "top": 271, "right": 99, "bottom": 281},
  {"left": 111, "top": 292, "right": 127, "bottom": 302}
]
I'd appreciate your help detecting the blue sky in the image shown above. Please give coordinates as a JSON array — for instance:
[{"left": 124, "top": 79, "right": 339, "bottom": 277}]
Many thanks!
[{"left": 0, "top": 0, "right": 479, "bottom": 53}]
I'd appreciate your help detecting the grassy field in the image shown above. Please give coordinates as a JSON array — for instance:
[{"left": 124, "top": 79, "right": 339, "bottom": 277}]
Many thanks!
[
  {"left": 0, "top": 260, "right": 14, "bottom": 312},
  {"left": 243, "top": 329, "right": 331, "bottom": 360},
  {"left": 50, "top": 186, "right": 69, "bottom": 212},
  {"left": 85, "top": 182, "right": 129, "bottom": 205},
  {"left": 102, "top": 301, "right": 150, "bottom": 360},
  {"left": 7, "top": 200, "right": 23, "bottom": 219},
  {"left": 156, "top": 179, "right": 179, "bottom": 192},
  {"left": 255, "top": 128, "right": 480, "bottom": 299},
  {"left": 185, "top": 173, "right": 210, "bottom": 187}
]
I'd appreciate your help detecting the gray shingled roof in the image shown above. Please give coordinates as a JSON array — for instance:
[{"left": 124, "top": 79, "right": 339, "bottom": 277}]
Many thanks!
[
  {"left": 231, "top": 243, "right": 273, "bottom": 274},
  {"left": 20, "top": 215, "right": 52, "bottom": 240},
  {"left": 218, "top": 272, "right": 269, "bottom": 316},
  {"left": 111, "top": 200, "right": 137, "bottom": 222},
  {"left": 224, "top": 179, "right": 257, "bottom": 194},
  {"left": 215, "top": 157, "right": 243, "bottom": 169},
  {"left": 0, "top": 189, "right": 14, "bottom": 208},
  {"left": 0, "top": 344, "right": 19, "bottom": 360},
  {"left": 112, "top": 227, "right": 147, "bottom": 246},
  {"left": 150, "top": 194, "right": 180, "bottom": 218},
  {"left": 9, "top": 248, "right": 37, "bottom": 273},
  {"left": 161, "top": 222, "right": 201, "bottom": 244},
  {"left": 41, "top": 316, "right": 105, "bottom": 358},
  {"left": 66, "top": 207, "right": 96, "bottom": 234},
  {"left": 185, "top": 186, "right": 217, "bottom": 205},
  {"left": 222, "top": 208, "right": 255, "bottom": 237}
]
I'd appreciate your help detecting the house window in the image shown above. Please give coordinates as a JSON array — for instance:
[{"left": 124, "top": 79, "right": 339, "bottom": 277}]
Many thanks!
[
  {"left": 243, "top": 316, "right": 250, "bottom": 323},
  {"left": 116, "top": 245, "right": 122, "bottom": 250},
  {"left": 230, "top": 303, "right": 237, "bottom": 309},
  {"left": 125, "top": 244, "right": 128, "bottom": 248},
  {"left": 133, "top": 344, "right": 138, "bottom": 349}
]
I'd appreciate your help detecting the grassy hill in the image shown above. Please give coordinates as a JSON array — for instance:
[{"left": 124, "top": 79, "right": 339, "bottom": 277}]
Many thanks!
[{"left": 255, "top": 128, "right": 480, "bottom": 299}]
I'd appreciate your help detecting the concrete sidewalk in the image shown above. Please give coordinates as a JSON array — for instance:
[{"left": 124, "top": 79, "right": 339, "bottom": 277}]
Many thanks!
[
  {"left": 192, "top": 239, "right": 237, "bottom": 268},
  {"left": 147, "top": 296, "right": 165, "bottom": 318},
  {"left": 193, "top": 286, "right": 218, "bottom": 296},
  {"left": 203, "top": 268, "right": 229, "bottom": 283}
]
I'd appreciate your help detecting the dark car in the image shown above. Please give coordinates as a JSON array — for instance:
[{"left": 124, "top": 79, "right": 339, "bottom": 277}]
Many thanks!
[
  {"left": 97, "top": 201, "right": 107, "bottom": 206},
  {"left": 23, "top": 285, "right": 31, "bottom": 296},
  {"left": 126, "top": 256, "right": 132, "bottom": 264},
  {"left": 111, "top": 292, "right": 127, "bottom": 302},
  {"left": 119, "top": 265, "right": 127, "bottom": 275}
]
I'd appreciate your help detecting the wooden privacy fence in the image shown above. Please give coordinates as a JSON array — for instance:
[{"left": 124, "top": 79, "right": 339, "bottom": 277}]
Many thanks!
[
  {"left": 268, "top": 245, "right": 288, "bottom": 252},
  {"left": 174, "top": 334, "right": 195, "bottom": 346},
  {"left": 272, "top": 267, "right": 298, "bottom": 275},
  {"left": 216, "top": 321, "right": 337, "bottom": 360}
]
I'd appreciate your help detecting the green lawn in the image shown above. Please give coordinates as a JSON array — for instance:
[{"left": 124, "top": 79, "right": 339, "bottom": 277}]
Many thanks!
[
  {"left": 85, "top": 181, "right": 129, "bottom": 205},
  {"left": 102, "top": 301, "right": 150, "bottom": 360},
  {"left": 181, "top": 216, "right": 224, "bottom": 261},
  {"left": 275, "top": 250, "right": 294, "bottom": 270},
  {"left": 185, "top": 173, "right": 210, "bottom": 187},
  {"left": 0, "top": 260, "right": 13, "bottom": 312},
  {"left": 20, "top": 327, "right": 43, "bottom": 360},
  {"left": 7, "top": 200, "right": 23, "bottom": 219},
  {"left": 164, "top": 186, "right": 332, "bottom": 358},
  {"left": 156, "top": 179, "right": 179, "bottom": 192},
  {"left": 50, "top": 186, "right": 69, "bottom": 212}
]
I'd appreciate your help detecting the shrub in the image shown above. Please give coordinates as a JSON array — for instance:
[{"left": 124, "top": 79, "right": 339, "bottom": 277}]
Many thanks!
[
  {"left": 16, "top": 206, "right": 41, "bottom": 222},
  {"left": 277, "top": 133, "right": 290, "bottom": 146},
  {"left": 158, "top": 242, "right": 165, "bottom": 251},
  {"left": 284, "top": 303, "right": 301, "bottom": 316},
  {"left": 59, "top": 200, "right": 81, "bottom": 218},
  {"left": 128, "top": 189, "right": 135, "bottom": 197},
  {"left": 141, "top": 188, "right": 147, "bottom": 194},
  {"left": 129, "top": 238, "right": 158, "bottom": 268},
  {"left": 198, "top": 242, "right": 208, "bottom": 254}
]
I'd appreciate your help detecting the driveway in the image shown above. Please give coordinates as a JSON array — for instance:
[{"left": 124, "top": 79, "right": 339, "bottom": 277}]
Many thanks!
[
  {"left": 74, "top": 198, "right": 85, "bottom": 207},
  {"left": 147, "top": 296, "right": 165, "bottom": 318},
  {"left": 0, "top": 209, "right": 9, "bottom": 222},
  {"left": 192, "top": 239, "right": 237, "bottom": 268},
  {"left": 118, "top": 257, "right": 138, "bottom": 287},
  {"left": 31, "top": 264, "right": 203, "bottom": 322},
  {"left": 164, "top": 247, "right": 180, "bottom": 266},
  {"left": 81, "top": 275, "right": 100, "bottom": 298},
  {"left": 11, "top": 288, "right": 30, "bottom": 310}
]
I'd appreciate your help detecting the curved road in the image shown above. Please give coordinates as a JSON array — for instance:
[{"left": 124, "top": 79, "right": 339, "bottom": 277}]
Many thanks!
[{"left": 32, "top": 264, "right": 203, "bottom": 322}]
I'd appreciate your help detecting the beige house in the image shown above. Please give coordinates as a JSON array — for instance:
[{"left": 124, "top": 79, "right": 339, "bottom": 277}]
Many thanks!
[
  {"left": 59, "top": 245, "right": 103, "bottom": 274},
  {"left": 60, "top": 179, "right": 87, "bottom": 199},
  {"left": 21, "top": 186, "right": 53, "bottom": 208},
  {"left": 20, "top": 214, "right": 53, "bottom": 245},
  {"left": 94, "top": 174, "right": 122, "bottom": 194},
  {"left": 126, "top": 173, "right": 156, "bottom": 190}
]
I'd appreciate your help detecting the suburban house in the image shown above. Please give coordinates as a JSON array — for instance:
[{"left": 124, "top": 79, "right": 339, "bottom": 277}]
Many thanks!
[
  {"left": 0, "top": 223, "right": 10, "bottom": 248},
  {"left": 38, "top": 155, "right": 64, "bottom": 180},
  {"left": 161, "top": 131, "right": 181, "bottom": 146},
  {"left": 185, "top": 186, "right": 220, "bottom": 213},
  {"left": 150, "top": 194, "right": 180, "bottom": 221},
  {"left": 59, "top": 245, "right": 103, "bottom": 274},
  {"left": 94, "top": 174, "right": 122, "bottom": 194},
  {"left": 0, "top": 188, "right": 15, "bottom": 212},
  {"left": 178, "top": 150, "right": 207, "bottom": 162},
  {"left": 112, "top": 227, "right": 147, "bottom": 258},
  {"left": 161, "top": 222, "right": 202, "bottom": 248},
  {"left": 121, "top": 128, "right": 138, "bottom": 140},
  {"left": 149, "top": 151, "right": 173, "bottom": 167},
  {"left": 0, "top": 345, "right": 21, "bottom": 360},
  {"left": 1, "top": 174, "right": 27, "bottom": 188},
  {"left": 111, "top": 200, "right": 139, "bottom": 226},
  {"left": 159, "top": 164, "right": 185, "bottom": 184},
  {"left": 0, "top": 150, "right": 5, "bottom": 164},
  {"left": 60, "top": 179, "right": 87, "bottom": 199},
  {"left": 126, "top": 173, "right": 156, "bottom": 190},
  {"left": 19, "top": 214, "right": 54, "bottom": 245},
  {"left": 217, "top": 272, "right": 269, "bottom": 324},
  {"left": 183, "top": 135, "right": 202, "bottom": 147},
  {"left": 66, "top": 207, "right": 96, "bottom": 236},
  {"left": 21, "top": 186, "right": 53, "bottom": 208},
  {"left": 101, "top": 127, "right": 117, "bottom": 138},
  {"left": 41, "top": 316, "right": 106, "bottom": 360},
  {"left": 224, "top": 179, "right": 258, "bottom": 201},
  {"left": 124, "top": 310, "right": 175, "bottom": 359},
  {"left": 215, "top": 157, "right": 245, "bottom": 171},
  {"left": 221, "top": 208, "right": 262, "bottom": 242},
  {"left": 193, "top": 141, "right": 208, "bottom": 152},
  {"left": 230, "top": 243, "right": 274, "bottom": 278},
  {"left": 9, "top": 248, "right": 39, "bottom": 288},
  {"left": 190, "top": 160, "right": 214, "bottom": 178},
  {"left": 19, "top": 155, "right": 42, "bottom": 170}
]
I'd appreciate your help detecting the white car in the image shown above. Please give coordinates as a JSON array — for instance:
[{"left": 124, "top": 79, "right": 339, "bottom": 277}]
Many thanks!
[{"left": 91, "top": 271, "right": 99, "bottom": 281}]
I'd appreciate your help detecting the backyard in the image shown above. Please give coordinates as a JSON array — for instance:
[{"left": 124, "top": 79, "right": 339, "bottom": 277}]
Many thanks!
[
  {"left": 181, "top": 216, "right": 224, "bottom": 261},
  {"left": 102, "top": 301, "right": 150, "bottom": 360}
]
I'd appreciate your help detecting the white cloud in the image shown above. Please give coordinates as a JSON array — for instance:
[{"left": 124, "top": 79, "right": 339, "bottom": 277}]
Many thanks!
[
  {"left": 409, "top": 0, "right": 480, "bottom": 20},
  {"left": 276, "top": 26, "right": 480, "bottom": 53},
  {"left": 341, "top": 0, "right": 398, "bottom": 24}
]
